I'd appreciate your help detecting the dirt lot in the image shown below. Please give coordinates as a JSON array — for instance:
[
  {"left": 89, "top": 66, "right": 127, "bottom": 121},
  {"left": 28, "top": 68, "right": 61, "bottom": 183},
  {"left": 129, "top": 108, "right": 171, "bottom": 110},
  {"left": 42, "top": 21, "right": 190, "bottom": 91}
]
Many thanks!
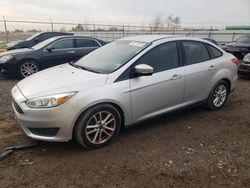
[{"left": 0, "top": 75, "right": 249, "bottom": 188}]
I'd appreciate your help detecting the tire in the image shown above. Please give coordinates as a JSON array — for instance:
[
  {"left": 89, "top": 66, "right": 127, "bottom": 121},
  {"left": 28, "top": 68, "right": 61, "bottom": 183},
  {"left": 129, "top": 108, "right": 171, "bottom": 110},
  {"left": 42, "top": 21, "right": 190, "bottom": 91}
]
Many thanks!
[
  {"left": 74, "top": 104, "right": 122, "bottom": 149},
  {"left": 206, "top": 80, "right": 229, "bottom": 110},
  {"left": 18, "top": 60, "right": 40, "bottom": 79}
]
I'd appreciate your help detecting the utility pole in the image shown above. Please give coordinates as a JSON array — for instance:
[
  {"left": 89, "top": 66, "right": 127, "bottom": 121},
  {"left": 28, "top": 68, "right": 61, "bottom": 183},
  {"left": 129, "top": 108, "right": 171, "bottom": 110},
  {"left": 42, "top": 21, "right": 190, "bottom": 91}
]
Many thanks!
[
  {"left": 3, "top": 16, "right": 9, "bottom": 43},
  {"left": 50, "top": 19, "right": 54, "bottom": 31}
]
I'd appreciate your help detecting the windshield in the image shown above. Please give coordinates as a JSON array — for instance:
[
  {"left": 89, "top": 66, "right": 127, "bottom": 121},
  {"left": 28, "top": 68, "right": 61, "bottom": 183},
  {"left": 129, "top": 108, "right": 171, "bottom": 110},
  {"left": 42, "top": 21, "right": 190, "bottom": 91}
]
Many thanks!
[
  {"left": 32, "top": 37, "right": 57, "bottom": 50},
  {"left": 74, "top": 40, "right": 149, "bottom": 74},
  {"left": 235, "top": 36, "right": 250, "bottom": 43},
  {"left": 25, "top": 33, "right": 41, "bottom": 41}
]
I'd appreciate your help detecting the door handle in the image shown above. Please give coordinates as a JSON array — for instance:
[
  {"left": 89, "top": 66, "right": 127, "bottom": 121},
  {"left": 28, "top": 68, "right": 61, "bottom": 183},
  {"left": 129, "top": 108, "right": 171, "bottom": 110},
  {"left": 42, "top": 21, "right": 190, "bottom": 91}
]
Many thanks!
[
  {"left": 170, "top": 74, "right": 182, "bottom": 80},
  {"left": 208, "top": 65, "right": 216, "bottom": 71},
  {"left": 67, "top": 51, "right": 76, "bottom": 54}
]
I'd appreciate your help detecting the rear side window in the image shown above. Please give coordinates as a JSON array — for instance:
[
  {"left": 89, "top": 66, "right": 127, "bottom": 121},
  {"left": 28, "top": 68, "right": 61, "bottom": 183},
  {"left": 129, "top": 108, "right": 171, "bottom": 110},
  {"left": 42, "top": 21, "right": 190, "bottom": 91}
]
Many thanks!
[
  {"left": 38, "top": 33, "right": 51, "bottom": 41},
  {"left": 136, "top": 42, "right": 179, "bottom": 73},
  {"left": 209, "top": 45, "right": 223, "bottom": 58},
  {"left": 50, "top": 39, "right": 74, "bottom": 49},
  {"left": 76, "top": 39, "right": 100, "bottom": 48},
  {"left": 183, "top": 41, "right": 210, "bottom": 65}
]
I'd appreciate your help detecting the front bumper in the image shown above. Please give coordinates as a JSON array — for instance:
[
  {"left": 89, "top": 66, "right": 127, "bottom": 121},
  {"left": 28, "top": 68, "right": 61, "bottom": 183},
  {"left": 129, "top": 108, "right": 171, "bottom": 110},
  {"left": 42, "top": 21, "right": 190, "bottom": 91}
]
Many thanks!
[
  {"left": 11, "top": 85, "right": 77, "bottom": 142},
  {"left": 0, "top": 59, "right": 18, "bottom": 75},
  {"left": 225, "top": 49, "right": 250, "bottom": 59}
]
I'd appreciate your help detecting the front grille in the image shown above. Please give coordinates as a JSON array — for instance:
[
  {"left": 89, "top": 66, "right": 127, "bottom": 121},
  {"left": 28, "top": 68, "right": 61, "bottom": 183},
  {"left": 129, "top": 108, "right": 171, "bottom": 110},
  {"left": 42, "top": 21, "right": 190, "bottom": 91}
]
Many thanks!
[
  {"left": 227, "top": 46, "right": 243, "bottom": 52},
  {"left": 12, "top": 100, "right": 24, "bottom": 114}
]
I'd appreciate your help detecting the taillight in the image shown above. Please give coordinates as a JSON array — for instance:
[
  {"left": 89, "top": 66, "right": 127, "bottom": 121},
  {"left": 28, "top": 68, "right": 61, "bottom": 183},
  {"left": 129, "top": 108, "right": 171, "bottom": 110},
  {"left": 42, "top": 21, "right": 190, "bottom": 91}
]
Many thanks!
[{"left": 231, "top": 57, "right": 240, "bottom": 66}]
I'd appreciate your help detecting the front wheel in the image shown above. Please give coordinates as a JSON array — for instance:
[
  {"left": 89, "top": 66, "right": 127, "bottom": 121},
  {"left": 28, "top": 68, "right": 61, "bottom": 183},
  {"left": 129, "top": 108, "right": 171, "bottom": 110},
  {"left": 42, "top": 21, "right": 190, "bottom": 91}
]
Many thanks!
[
  {"left": 74, "top": 104, "right": 121, "bottom": 149},
  {"left": 206, "top": 80, "right": 229, "bottom": 110},
  {"left": 18, "top": 60, "right": 39, "bottom": 78}
]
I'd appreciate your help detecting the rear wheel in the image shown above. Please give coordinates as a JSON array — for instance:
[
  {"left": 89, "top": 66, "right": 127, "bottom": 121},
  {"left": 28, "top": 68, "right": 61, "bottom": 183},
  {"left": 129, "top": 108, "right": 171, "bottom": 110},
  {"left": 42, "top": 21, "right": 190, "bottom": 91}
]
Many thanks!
[
  {"left": 74, "top": 104, "right": 121, "bottom": 149},
  {"left": 18, "top": 60, "right": 39, "bottom": 78},
  {"left": 206, "top": 80, "right": 229, "bottom": 110}
]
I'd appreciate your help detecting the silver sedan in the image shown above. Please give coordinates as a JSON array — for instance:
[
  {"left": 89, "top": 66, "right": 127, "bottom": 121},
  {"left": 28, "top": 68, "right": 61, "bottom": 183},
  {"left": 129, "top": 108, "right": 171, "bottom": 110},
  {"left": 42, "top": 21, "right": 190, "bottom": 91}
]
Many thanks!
[{"left": 11, "top": 35, "right": 238, "bottom": 149}]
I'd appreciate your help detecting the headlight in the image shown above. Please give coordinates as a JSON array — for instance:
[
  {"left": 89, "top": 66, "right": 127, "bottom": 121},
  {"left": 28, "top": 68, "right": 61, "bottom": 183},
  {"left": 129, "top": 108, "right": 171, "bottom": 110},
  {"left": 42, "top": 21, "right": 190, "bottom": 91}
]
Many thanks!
[
  {"left": 243, "top": 53, "right": 250, "bottom": 63},
  {"left": 26, "top": 92, "right": 76, "bottom": 108},
  {"left": 0, "top": 55, "right": 13, "bottom": 64}
]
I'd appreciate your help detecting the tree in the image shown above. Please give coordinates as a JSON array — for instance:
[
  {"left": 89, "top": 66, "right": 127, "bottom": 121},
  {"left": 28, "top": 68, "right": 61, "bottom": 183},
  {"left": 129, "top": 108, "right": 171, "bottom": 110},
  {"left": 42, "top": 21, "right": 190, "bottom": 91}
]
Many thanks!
[
  {"left": 59, "top": 27, "right": 67, "bottom": 32},
  {"left": 151, "top": 16, "right": 164, "bottom": 31},
  {"left": 71, "top": 24, "right": 84, "bottom": 32},
  {"left": 13, "top": 29, "right": 24, "bottom": 33},
  {"left": 166, "top": 15, "right": 181, "bottom": 30}
]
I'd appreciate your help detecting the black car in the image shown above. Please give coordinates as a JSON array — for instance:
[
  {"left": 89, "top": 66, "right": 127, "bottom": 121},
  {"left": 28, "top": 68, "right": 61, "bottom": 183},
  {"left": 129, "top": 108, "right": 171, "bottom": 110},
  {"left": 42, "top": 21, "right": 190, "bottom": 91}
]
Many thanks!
[
  {"left": 0, "top": 36, "right": 106, "bottom": 78},
  {"left": 6, "top": 32, "right": 73, "bottom": 51},
  {"left": 224, "top": 35, "right": 250, "bottom": 59},
  {"left": 238, "top": 53, "right": 250, "bottom": 79},
  {"left": 203, "top": 38, "right": 219, "bottom": 46}
]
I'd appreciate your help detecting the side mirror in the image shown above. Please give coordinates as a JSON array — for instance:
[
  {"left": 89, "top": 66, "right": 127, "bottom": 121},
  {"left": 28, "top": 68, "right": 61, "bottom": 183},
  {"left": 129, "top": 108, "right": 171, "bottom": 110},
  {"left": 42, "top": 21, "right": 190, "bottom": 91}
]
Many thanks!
[
  {"left": 45, "top": 46, "right": 55, "bottom": 52},
  {"left": 134, "top": 64, "right": 154, "bottom": 76}
]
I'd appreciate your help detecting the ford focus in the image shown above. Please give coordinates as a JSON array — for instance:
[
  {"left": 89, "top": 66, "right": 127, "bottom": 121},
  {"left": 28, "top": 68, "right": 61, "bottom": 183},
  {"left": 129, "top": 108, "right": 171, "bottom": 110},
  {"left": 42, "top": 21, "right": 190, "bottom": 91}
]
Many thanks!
[{"left": 11, "top": 35, "right": 238, "bottom": 149}]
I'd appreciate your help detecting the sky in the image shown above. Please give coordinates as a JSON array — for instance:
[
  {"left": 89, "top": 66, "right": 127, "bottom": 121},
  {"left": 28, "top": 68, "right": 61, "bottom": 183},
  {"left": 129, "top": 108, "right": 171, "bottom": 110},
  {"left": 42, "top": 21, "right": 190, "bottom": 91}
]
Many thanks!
[{"left": 0, "top": 0, "right": 249, "bottom": 30}]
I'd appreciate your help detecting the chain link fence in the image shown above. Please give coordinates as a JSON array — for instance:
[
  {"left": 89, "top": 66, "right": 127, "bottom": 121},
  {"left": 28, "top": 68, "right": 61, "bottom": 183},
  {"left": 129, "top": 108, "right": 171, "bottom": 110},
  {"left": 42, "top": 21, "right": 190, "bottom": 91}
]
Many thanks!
[{"left": 1, "top": 19, "right": 250, "bottom": 49}]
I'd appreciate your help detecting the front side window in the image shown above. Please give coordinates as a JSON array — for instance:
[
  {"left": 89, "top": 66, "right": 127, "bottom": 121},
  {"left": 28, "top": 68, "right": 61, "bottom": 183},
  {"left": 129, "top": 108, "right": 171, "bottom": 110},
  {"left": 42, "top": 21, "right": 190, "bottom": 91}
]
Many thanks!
[
  {"left": 76, "top": 39, "right": 99, "bottom": 48},
  {"left": 183, "top": 41, "right": 210, "bottom": 65},
  {"left": 49, "top": 39, "right": 74, "bottom": 50},
  {"left": 136, "top": 42, "right": 179, "bottom": 72}
]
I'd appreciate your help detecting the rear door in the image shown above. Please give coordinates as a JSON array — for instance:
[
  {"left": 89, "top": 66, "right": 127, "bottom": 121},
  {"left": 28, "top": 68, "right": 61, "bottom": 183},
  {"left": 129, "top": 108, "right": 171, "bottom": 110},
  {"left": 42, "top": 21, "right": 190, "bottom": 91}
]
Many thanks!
[
  {"left": 181, "top": 40, "right": 219, "bottom": 103},
  {"left": 40, "top": 38, "right": 77, "bottom": 68},
  {"left": 129, "top": 41, "right": 185, "bottom": 121},
  {"left": 74, "top": 38, "right": 101, "bottom": 60}
]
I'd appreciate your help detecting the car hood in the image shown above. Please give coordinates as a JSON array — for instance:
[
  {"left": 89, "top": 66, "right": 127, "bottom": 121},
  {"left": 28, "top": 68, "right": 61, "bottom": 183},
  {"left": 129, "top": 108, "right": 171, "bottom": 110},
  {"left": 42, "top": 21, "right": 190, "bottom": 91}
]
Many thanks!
[
  {"left": 17, "top": 63, "right": 108, "bottom": 99},
  {"left": 226, "top": 42, "right": 250, "bottom": 48},
  {"left": 0, "top": 48, "right": 33, "bottom": 57}
]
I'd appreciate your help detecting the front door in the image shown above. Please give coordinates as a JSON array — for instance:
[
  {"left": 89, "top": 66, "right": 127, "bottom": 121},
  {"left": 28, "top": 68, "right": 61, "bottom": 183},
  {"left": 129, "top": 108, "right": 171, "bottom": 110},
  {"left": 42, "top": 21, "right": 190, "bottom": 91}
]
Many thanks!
[
  {"left": 129, "top": 42, "right": 185, "bottom": 121},
  {"left": 41, "top": 38, "right": 77, "bottom": 68}
]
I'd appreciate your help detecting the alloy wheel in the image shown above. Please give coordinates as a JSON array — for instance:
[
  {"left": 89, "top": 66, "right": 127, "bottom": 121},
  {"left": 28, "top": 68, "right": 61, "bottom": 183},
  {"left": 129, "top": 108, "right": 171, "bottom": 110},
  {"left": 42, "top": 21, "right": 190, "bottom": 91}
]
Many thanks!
[
  {"left": 212, "top": 84, "right": 227, "bottom": 108},
  {"left": 85, "top": 111, "right": 117, "bottom": 144},
  {"left": 20, "top": 62, "right": 39, "bottom": 78}
]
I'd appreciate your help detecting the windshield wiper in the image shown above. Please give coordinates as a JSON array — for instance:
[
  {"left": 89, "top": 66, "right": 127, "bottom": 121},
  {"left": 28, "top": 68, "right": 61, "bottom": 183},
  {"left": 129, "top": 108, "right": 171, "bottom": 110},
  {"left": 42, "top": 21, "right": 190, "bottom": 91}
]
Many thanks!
[
  {"left": 80, "top": 66, "right": 101, "bottom": 73},
  {"left": 69, "top": 62, "right": 100, "bottom": 73}
]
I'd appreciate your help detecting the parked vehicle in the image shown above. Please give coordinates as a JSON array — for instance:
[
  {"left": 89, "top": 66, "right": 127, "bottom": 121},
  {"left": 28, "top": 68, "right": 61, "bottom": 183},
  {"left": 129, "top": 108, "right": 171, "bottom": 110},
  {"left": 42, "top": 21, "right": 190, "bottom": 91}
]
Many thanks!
[
  {"left": 224, "top": 35, "right": 250, "bottom": 59},
  {"left": 11, "top": 35, "right": 238, "bottom": 149},
  {"left": 6, "top": 32, "right": 73, "bottom": 51},
  {"left": 238, "top": 53, "right": 250, "bottom": 79},
  {"left": 0, "top": 36, "right": 106, "bottom": 78},
  {"left": 203, "top": 38, "right": 219, "bottom": 46}
]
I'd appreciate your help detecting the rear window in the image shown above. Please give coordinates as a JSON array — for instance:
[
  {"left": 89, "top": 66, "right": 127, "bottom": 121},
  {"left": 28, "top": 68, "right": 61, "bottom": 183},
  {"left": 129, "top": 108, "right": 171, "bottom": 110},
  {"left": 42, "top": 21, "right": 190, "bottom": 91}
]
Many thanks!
[{"left": 209, "top": 45, "right": 223, "bottom": 58}]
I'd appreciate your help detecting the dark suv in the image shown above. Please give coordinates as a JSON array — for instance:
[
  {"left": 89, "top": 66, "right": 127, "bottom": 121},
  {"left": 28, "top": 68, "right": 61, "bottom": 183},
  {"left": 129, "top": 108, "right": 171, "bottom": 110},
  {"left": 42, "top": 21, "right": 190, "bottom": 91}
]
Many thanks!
[
  {"left": 6, "top": 32, "right": 73, "bottom": 51},
  {"left": 224, "top": 35, "right": 250, "bottom": 59}
]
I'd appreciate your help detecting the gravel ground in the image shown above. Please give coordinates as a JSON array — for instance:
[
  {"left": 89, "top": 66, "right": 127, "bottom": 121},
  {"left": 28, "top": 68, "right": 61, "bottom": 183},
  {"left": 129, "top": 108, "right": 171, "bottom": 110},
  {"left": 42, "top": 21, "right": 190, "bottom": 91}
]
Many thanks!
[{"left": 0, "top": 75, "right": 249, "bottom": 188}]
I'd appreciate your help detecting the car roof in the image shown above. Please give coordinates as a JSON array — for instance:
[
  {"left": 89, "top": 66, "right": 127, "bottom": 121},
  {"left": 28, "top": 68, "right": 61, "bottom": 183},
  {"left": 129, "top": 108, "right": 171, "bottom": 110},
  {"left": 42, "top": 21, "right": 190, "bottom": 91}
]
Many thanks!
[
  {"left": 38, "top": 31, "right": 73, "bottom": 35},
  {"left": 49, "top": 35, "right": 98, "bottom": 40},
  {"left": 118, "top": 35, "right": 179, "bottom": 43},
  {"left": 118, "top": 35, "right": 219, "bottom": 46}
]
